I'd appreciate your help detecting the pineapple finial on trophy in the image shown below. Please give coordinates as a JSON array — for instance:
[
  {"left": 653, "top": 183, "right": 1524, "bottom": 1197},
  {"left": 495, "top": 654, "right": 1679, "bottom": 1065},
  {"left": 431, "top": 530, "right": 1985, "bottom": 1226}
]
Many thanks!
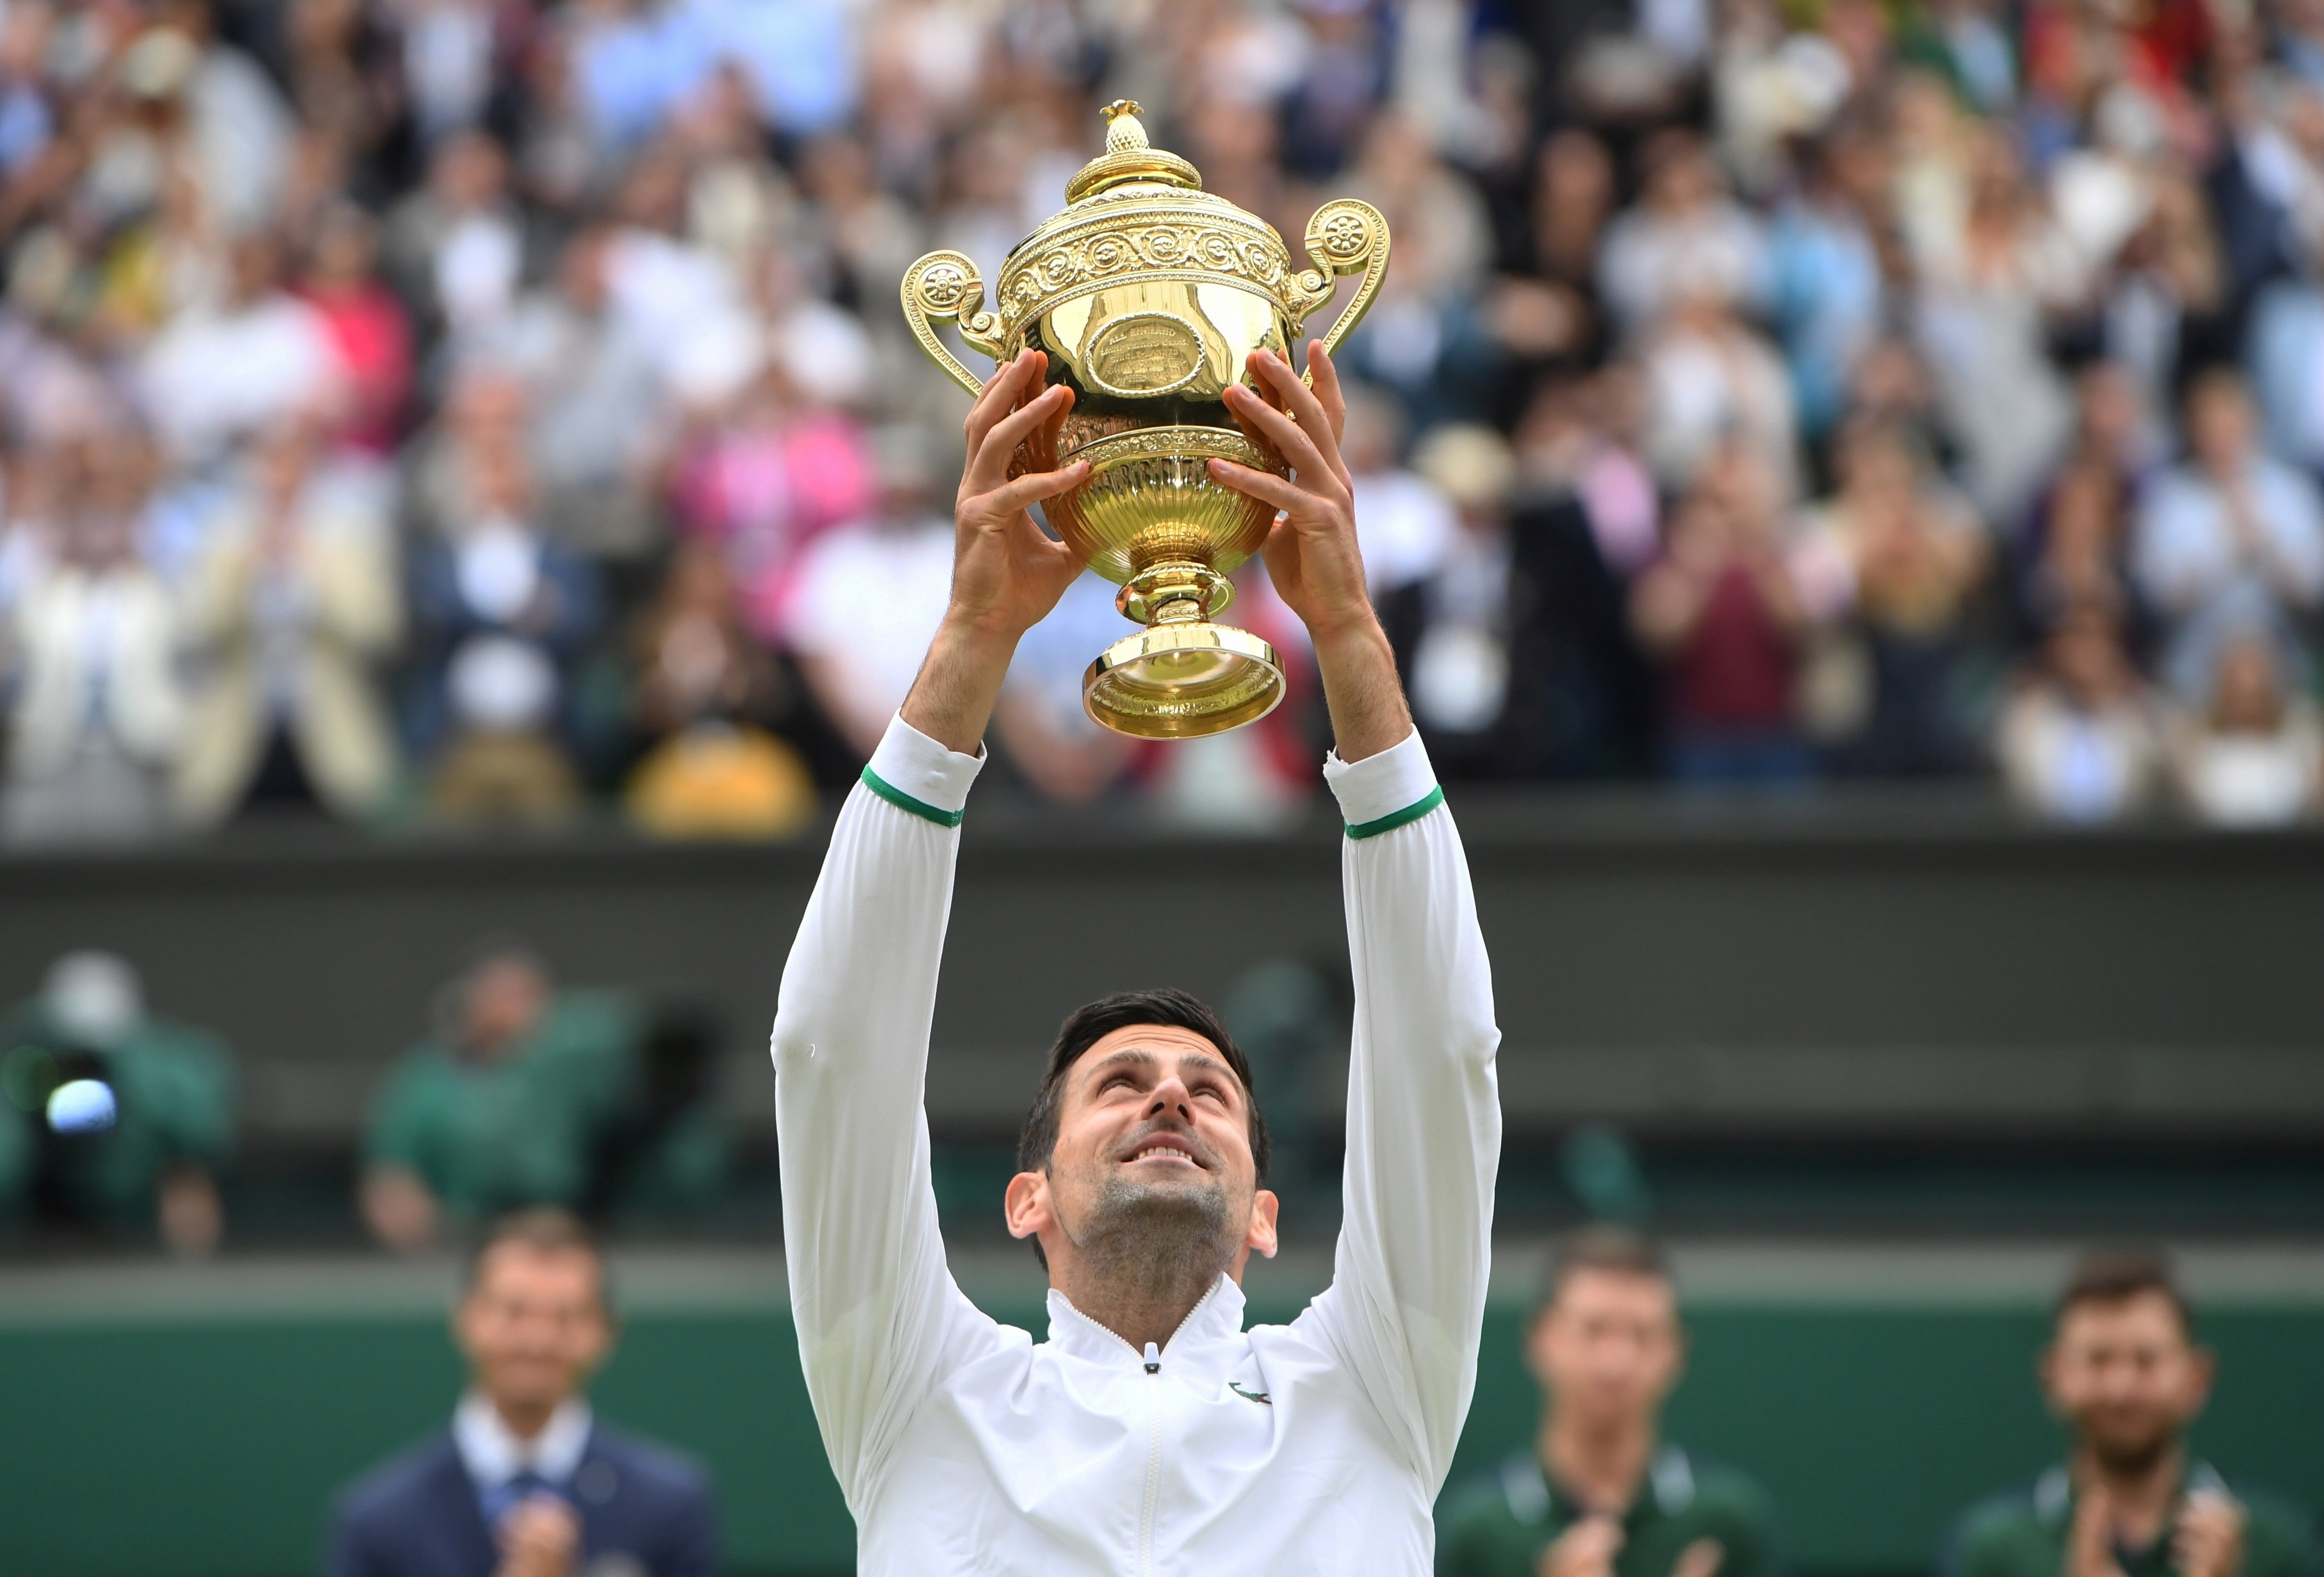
[{"left": 1100, "top": 100, "right": 1148, "bottom": 151}]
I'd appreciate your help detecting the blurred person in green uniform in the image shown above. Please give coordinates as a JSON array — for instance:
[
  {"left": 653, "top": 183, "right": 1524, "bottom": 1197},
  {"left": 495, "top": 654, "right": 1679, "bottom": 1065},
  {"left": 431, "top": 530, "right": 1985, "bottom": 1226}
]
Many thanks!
[
  {"left": 1439, "top": 1227, "right": 1782, "bottom": 1577},
  {"left": 1943, "top": 1250, "right": 2319, "bottom": 1577},
  {"left": 0, "top": 950, "right": 235, "bottom": 1254},
  {"left": 360, "top": 944, "right": 727, "bottom": 1250}
]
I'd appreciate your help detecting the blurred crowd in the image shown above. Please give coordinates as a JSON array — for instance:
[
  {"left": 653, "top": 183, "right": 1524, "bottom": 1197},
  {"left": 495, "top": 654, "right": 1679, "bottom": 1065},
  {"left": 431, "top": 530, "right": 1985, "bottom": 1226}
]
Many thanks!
[{"left": 0, "top": 0, "right": 2317, "bottom": 837}]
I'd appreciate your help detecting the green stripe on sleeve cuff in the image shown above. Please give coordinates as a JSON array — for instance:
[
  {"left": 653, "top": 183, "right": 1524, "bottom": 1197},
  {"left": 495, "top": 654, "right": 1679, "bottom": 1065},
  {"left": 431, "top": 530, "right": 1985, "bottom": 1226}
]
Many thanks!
[
  {"left": 1344, "top": 785, "right": 1444, "bottom": 840},
  {"left": 860, "top": 767, "right": 966, "bottom": 828}
]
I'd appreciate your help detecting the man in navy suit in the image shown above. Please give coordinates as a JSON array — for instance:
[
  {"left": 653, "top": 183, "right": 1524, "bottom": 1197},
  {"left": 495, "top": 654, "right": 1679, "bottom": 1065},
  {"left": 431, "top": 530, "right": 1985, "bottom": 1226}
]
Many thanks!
[{"left": 328, "top": 1209, "right": 718, "bottom": 1577}]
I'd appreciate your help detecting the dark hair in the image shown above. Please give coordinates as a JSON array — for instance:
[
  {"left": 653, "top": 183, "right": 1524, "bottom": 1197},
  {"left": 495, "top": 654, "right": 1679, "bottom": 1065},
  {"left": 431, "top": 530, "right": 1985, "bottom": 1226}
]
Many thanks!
[
  {"left": 2185, "top": 363, "right": 2249, "bottom": 411},
  {"left": 2056, "top": 1246, "right": 2192, "bottom": 1338},
  {"left": 1016, "top": 989, "right": 1269, "bottom": 1184},
  {"left": 1536, "top": 1224, "right": 1672, "bottom": 1314},
  {"left": 454, "top": 933, "right": 550, "bottom": 980},
  {"left": 464, "top": 1208, "right": 613, "bottom": 1316}
]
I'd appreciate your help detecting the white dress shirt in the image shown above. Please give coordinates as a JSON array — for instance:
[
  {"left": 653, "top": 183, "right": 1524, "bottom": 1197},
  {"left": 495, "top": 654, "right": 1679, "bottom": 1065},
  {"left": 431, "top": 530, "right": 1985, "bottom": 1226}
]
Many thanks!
[
  {"left": 772, "top": 715, "right": 1502, "bottom": 1576},
  {"left": 453, "top": 1393, "right": 594, "bottom": 1493}
]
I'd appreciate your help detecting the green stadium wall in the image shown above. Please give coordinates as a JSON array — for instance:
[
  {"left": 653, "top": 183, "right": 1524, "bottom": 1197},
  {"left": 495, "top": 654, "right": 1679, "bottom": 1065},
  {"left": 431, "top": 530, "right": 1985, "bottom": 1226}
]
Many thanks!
[{"left": 2, "top": 1293, "right": 2321, "bottom": 1577}]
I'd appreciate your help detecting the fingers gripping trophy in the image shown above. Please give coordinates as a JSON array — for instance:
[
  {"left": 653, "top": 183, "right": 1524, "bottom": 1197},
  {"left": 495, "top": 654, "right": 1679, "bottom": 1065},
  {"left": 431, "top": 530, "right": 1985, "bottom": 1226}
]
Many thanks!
[{"left": 901, "top": 100, "right": 1390, "bottom": 738}]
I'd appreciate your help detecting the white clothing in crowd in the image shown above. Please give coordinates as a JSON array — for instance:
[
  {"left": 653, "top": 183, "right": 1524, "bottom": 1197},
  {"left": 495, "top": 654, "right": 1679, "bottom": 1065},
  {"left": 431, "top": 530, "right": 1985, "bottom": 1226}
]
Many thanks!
[
  {"left": 2133, "top": 458, "right": 2324, "bottom": 700},
  {"left": 782, "top": 512, "right": 955, "bottom": 740}
]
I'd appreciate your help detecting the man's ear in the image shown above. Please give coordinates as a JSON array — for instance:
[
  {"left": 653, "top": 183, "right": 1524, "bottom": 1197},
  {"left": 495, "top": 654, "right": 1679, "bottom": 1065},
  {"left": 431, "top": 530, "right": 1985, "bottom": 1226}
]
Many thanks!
[
  {"left": 1245, "top": 1188, "right": 1280, "bottom": 1260},
  {"left": 2187, "top": 1344, "right": 2218, "bottom": 1415},
  {"left": 575, "top": 1314, "right": 616, "bottom": 1378},
  {"left": 1521, "top": 1306, "right": 1553, "bottom": 1385},
  {"left": 2037, "top": 1343, "right": 2064, "bottom": 1416},
  {"left": 1005, "top": 1170, "right": 1054, "bottom": 1243}
]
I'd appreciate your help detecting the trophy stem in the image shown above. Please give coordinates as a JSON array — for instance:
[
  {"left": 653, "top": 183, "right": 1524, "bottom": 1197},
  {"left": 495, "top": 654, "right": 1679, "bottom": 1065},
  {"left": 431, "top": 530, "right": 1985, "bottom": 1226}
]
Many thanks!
[
  {"left": 1088, "top": 550, "right": 1285, "bottom": 737},
  {"left": 1118, "top": 557, "right": 1235, "bottom": 627}
]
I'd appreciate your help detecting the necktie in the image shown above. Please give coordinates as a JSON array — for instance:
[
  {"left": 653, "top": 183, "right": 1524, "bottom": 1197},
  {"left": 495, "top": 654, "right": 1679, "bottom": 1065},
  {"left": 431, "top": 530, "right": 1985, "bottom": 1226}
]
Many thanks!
[{"left": 482, "top": 1468, "right": 563, "bottom": 1528}]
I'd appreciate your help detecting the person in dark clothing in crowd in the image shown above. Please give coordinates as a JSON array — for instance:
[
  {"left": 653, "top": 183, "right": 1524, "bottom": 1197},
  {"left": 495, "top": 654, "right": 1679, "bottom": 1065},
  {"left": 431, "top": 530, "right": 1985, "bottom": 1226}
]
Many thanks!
[
  {"left": 1438, "top": 1227, "right": 1783, "bottom": 1577},
  {"left": 328, "top": 1209, "right": 718, "bottom": 1577},
  {"left": 1632, "top": 444, "right": 1817, "bottom": 784},
  {"left": 1942, "top": 1249, "right": 2318, "bottom": 1577},
  {"left": 0, "top": 950, "right": 234, "bottom": 1255},
  {"left": 360, "top": 946, "right": 725, "bottom": 1252},
  {"left": 1380, "top": 419, "right": 1651, "bottom": 781}
]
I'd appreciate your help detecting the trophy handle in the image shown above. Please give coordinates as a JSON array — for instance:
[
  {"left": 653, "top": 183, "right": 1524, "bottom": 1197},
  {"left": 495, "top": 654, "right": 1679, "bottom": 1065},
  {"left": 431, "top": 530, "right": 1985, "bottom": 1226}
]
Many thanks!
[
  {"left": 901, "top": 250, "right": 1007, "bottom": 398},
  {"left": 1290, "top": 199, "right": 1390, "bottom": 382}
]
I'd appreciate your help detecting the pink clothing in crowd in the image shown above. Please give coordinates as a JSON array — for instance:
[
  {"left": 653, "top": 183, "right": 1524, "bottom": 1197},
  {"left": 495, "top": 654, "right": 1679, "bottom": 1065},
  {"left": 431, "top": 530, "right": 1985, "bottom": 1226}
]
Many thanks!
[{"left": 673, "top": 413, "right": 874, "bottom": 642}]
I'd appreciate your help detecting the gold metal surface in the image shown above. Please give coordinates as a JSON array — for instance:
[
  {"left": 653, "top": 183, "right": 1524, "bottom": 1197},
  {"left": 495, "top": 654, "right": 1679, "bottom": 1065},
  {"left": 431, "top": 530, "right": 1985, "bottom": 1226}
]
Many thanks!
[
  {"left": 1084, "top": 624, "right": 1286, "bottom": 738},
  {"left": 901, "top": 250, "right": 1002, "bottom": 398},
  {"left": 901, "top": 100, "right": 1390, "bottom": 737}
]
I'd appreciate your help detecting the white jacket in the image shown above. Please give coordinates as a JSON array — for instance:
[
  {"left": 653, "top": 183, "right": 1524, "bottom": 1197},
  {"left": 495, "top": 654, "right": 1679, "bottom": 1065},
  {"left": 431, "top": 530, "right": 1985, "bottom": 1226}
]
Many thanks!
[
  {"left": 771, "top": 715, "right": 1501, "bottom": 1576},
  {"left": 10, "top": 565, "right": 185, "bottom": 778}
]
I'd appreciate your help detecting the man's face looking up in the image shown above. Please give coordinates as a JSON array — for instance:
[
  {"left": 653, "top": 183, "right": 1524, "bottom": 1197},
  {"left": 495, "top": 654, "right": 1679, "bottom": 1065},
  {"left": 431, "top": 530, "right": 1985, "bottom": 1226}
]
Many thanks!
[
  {"left": 2042, "top": 1291, "right": 2212, "bottom": 1476},
  {"left": 1006, "top": 1024, "right": 1278, "bottom": 1276},
  {"left": 1529, "top": 1267, "right": 1685, "bottom": 1434}
]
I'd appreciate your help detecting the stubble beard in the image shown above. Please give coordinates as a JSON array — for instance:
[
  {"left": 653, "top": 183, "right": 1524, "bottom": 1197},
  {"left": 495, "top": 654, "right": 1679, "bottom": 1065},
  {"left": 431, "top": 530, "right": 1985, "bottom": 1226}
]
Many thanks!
[
  {"left": 2085, "top": 1417, "right": 2180, "bottom": 1480},
  {"left": 1065, "top": 1166, "right": 1239, "bottom": 1308},
  {"left": 2091, "top": 1442, "right": 2175, "bottom": 1488}
]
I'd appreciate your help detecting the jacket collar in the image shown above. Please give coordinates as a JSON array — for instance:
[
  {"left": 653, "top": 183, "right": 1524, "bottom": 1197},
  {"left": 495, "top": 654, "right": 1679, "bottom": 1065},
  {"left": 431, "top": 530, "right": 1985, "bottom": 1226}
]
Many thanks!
[
  {"left": 2035, "top": 1458, "right": 2227, "bottom": 1534},
  {"left": 453, "top": 1392, "right": 594, "bottom": 1489},
  {"left": 1044, "top": 1274, "right": 1247, "bottom": 1384},
  {"left": 1509, "top": 1444, "right": 1697, "bottom": 1527}
]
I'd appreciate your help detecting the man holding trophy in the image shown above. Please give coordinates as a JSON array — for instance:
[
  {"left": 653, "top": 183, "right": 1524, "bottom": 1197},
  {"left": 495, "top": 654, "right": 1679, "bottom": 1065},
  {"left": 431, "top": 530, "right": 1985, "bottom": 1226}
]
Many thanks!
[{"left": 771, "top": 104, "right": 1500, "bottom": 1573}]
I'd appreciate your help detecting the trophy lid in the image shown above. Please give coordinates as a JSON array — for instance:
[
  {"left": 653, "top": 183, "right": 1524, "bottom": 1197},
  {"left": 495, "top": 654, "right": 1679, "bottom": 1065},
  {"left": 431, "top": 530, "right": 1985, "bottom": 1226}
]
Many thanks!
[
  {"left": 1064, "top": 101, "right": 1202, "bottom": 203},
  {"left": 996, "top": 102, "right": 1300, "bottom": 348}
]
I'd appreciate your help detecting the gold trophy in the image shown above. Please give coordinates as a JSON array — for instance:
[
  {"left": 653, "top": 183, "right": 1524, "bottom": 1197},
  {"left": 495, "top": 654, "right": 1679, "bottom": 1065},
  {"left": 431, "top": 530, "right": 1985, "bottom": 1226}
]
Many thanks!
[{"left": 902, "top": 102, "right": 1389, "bottom": 738}]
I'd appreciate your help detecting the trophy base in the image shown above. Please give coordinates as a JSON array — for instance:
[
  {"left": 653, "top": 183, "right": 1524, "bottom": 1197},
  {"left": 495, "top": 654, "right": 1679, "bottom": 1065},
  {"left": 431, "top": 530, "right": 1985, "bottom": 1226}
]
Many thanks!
[{"left": 1082, "top": 622, "right": 1284, "bottom": 739}]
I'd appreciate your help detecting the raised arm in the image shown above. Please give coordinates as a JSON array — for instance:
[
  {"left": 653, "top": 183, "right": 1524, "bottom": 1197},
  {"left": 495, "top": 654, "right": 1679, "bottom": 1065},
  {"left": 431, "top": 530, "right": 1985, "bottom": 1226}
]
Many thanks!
[
  {"left": 898, "top": 349, "right": 1088, "bottom": 754},
  {"left": 772, "top": 720, "right": 988, "bottom": 1510},
  {"left": 1215, "top": 347, "right": 1502, "bottom": 1488},
  {"left": 771, "top": 352, "right": 1087, "bottom": 1508},
  {"left": 1211, "top": 345, "right": 1411, "bottom": 763}
]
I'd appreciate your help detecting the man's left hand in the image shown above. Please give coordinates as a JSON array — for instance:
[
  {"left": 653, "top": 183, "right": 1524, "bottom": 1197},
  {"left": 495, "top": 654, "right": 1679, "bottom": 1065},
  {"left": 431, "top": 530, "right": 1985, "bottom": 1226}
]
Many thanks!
[
  {"left": 1210, "top": 344, "right": 1369, "bottom": 641},
  {"left": 2174, "top": 1489, "right": 2246, "bottom": 1577},
  {"left": 1536, "top": 1512, "right": 1625, "bottom": 1577},
  {"left": 1672, "top": 1538, "right": 1727, "bottom": 1577},
  {"left": 494, "top": 1495, "right": 580, "bottom": 1577}
]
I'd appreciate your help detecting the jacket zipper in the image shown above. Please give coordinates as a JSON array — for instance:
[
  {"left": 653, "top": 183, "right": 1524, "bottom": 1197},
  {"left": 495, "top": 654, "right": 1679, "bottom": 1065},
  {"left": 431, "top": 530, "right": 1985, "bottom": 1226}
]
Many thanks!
[
  {"left": 1053, "top": 1289, "right": 1225, "bottom": 1577},
  {"left": 1140, "top": 1340, "right": 1163, "bottom": 1577}
]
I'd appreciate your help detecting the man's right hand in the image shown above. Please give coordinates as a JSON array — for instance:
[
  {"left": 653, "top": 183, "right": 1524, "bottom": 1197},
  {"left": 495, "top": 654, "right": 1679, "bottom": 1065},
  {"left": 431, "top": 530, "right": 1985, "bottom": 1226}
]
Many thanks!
[
  {"left": 2070, "top": 1486, "right": 2131, "bottom": 1577},
  {"left": 1539, "top": 1513, "right": 1626, "bottom": 1577},
  {"left": 359, "top": 1165, "right": 438, "bottom": 1253},
  {"left": 945, "top": 349, "right": 1088, "bottom": 641},
  {"left": 494, "top": 1495, "right": 580, "bottom": 1577},
  {"left": 901, "top": 350, "right": 1089, "bottom": 756}
]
